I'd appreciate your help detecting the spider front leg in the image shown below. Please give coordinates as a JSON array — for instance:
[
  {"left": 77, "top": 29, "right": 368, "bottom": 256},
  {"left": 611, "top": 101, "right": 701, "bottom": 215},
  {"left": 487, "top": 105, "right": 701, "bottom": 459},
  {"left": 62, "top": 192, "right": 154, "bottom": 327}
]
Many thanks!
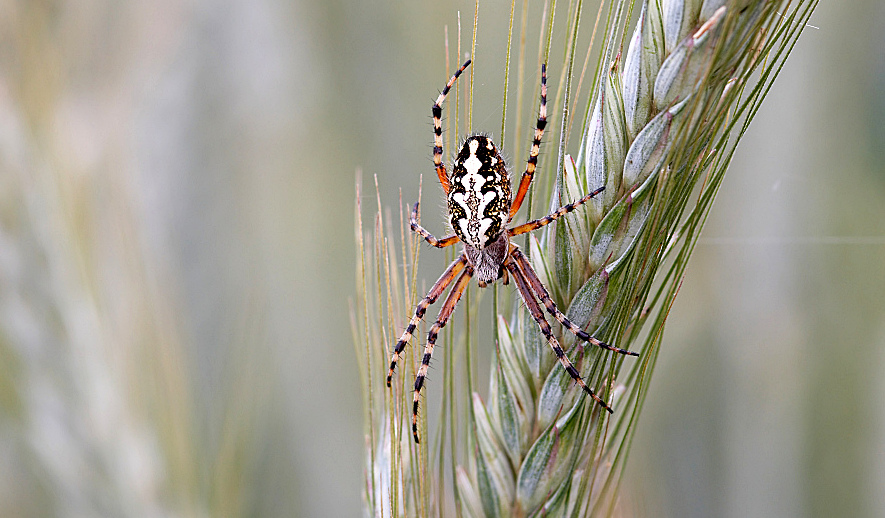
[
  {"left": 509, "top": 63, "right": 548, "bottom": 221},
  {"left": 511, "top": 247, "right": 638, "bottom": 356},
  {"left": 505, "top": 259, "right": 614, "bottom": 413},
  {"left": 508, "top": 186, "right": 605, "bottom": 237},
  {"left": 412, "top": 265, "right": 473, "bottom": 443},
  {"left": 411, "top": 202, "right": 459, "bottom": 248},
  {"left": 432, "top": 59, "right": 472, "bottom": 195},
  {"left": 387, "top": 255, "right": 467, "bottom": 386}
]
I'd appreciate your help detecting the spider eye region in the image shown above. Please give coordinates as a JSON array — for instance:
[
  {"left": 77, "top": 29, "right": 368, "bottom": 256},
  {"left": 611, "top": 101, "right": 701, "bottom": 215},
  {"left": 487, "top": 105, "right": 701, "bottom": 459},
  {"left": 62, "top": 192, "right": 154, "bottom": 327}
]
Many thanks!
[{"left": 447, "top": 135, "right": 512, "bottom": 250}]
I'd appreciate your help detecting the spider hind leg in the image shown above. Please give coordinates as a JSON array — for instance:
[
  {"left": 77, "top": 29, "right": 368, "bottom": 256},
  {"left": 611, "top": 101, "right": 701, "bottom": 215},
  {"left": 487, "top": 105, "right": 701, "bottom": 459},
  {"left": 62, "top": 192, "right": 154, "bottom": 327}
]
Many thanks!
[
  {"left": 505, "top": 259, "right": 614, "bottom": 413},
  {"left": 511, "top": 248, "right": 638, "bottom": 357},
  {"left": 412, "top": 266, "right": 474, "bottom": 443},
  {"left": 387, "top": 255, "right": 467, "bottom": 386}
]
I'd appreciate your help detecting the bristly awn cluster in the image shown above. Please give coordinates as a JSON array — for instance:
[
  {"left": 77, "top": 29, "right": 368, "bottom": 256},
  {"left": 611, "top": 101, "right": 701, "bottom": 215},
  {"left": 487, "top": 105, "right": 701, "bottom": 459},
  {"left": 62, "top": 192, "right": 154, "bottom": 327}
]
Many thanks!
[{"left": 386, "top": 59, "right": 639, "bottom": 444}]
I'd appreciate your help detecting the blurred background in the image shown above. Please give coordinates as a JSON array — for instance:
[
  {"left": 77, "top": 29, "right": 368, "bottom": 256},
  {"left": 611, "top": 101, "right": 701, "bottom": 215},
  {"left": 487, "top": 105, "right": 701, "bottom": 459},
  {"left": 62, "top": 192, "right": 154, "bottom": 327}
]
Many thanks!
[{"left": 0, "top": 0, "right": 882, "bottom": 517}]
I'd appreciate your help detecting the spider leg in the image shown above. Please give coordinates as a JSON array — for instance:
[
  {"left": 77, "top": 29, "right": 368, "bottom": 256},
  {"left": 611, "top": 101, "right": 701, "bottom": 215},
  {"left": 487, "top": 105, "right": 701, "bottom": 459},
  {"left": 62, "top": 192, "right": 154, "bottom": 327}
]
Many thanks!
[
  {"left": 505, "top": 259, "right": 614, "bottom": 413},
  {"left": 508, "top": 186, "right": 605, "bottom": 237},
  {"left": 508, "top": 63, "right": 548, "bottom": 221},
  {"left": 387, "top": 254, "right": 468, "bottom": 387},
  {"left": 411, "top": 202, "right": 459, "bottom": 248},
  {"left": 432, "top": 59, "right": 472, "bottom": 196},
  {"left": 412, "top": 265, "right": 473, "bottom": 443},
  {"left": 511, "top": 247, "right": 638, "bottom": 356}
]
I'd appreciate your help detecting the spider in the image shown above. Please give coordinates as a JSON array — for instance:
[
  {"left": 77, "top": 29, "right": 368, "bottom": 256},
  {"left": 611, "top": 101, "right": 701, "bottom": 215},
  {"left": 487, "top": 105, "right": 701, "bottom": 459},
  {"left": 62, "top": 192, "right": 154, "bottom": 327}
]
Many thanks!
[{"left": 387, "top": 59, "right": 639, "bottom": 443}]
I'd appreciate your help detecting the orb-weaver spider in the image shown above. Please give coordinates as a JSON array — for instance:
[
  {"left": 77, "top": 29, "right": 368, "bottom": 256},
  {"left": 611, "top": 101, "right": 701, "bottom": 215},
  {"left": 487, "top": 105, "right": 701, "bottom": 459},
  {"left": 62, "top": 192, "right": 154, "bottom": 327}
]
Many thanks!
[{"left": 387, "top": 59, "right": 638, "bottom": 443}]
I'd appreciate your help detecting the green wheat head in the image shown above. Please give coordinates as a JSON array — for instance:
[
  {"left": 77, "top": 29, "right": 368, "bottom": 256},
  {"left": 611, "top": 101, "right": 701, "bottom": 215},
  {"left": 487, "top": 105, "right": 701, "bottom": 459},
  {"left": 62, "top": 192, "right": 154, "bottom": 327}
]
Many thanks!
[{"left": 354, "top": 0, "right": 818, "bottom": 516}]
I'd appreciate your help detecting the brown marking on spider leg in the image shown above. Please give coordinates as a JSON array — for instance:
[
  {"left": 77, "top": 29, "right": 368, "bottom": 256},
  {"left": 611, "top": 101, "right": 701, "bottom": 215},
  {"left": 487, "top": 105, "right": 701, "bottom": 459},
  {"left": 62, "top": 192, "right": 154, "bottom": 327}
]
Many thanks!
[
  {"left": 509, "top": 63, "right": 548, "bottom": 221},
  {"left": 505, "top": 260, "right": 613, "bottom": 413},
  {"left": 410, "top": 202, "right": 459, "bottom": 247},
  {"left": 387, "top": 255, "right": 467, "bottom": 387},
  {"left": 412, "top": 266, "right": 473, "bottom": 443},
  {"left": 432, "top": 59, "right": 472, "bottom": 196},
  {"left": 508, "top": 186, "right": 605, "bottom": 237},
  {"left": 511, "top": 248, "right": 638, "bottom": 357}
]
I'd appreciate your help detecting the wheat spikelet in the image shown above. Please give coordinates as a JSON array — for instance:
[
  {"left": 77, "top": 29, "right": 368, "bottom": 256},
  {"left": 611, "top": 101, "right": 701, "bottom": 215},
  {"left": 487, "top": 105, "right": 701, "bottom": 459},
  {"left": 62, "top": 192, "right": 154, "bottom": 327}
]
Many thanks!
[{"left": 356, "top": 1, "right": 819, "bottom": 516}]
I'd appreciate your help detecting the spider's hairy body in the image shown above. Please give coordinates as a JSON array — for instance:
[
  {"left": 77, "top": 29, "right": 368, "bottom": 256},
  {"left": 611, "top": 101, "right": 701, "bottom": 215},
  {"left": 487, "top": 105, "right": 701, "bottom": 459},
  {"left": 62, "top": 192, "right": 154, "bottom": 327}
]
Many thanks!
[
  {"left": 448, "top": 135, "right": 512, "bottom": 286},
  {"left": 386, "top": 59, "right": 639, "bottom": 443}
]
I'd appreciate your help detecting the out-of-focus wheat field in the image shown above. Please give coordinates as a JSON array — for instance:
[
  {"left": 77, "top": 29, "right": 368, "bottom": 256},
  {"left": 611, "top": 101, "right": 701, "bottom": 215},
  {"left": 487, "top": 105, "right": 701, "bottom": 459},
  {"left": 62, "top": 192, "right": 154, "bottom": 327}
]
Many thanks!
[{"left": 0, "top": 1, "right": 883, "bottom": 517}]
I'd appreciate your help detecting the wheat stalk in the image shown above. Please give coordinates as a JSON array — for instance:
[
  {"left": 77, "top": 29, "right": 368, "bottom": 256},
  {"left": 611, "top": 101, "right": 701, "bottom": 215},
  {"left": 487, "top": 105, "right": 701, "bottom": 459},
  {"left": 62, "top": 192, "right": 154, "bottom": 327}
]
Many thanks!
[{"left": 355, "top": 1, "right": 818, "bottom": 516}]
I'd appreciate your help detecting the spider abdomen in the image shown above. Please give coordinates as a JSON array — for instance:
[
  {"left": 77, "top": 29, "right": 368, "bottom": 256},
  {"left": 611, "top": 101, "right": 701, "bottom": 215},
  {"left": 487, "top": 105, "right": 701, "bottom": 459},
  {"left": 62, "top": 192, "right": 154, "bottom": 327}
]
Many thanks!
[{"left": 448, "top": 135, "right": 512, "bottom": 251}]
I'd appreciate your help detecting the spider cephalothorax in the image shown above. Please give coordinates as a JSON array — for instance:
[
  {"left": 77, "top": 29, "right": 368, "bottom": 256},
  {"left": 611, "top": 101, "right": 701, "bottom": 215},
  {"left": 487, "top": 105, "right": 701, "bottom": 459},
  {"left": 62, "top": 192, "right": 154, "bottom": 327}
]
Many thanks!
[{"left": 387, "top": 59, "right": 639, "bottom": 443}]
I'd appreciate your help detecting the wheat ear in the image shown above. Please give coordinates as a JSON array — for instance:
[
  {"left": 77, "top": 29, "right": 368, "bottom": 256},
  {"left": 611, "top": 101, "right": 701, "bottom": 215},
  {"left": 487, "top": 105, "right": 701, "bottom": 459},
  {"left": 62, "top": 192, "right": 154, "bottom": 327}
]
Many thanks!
[
  {"left": 454, "top": 2, "right": 818, "bottom": 516},
  {"left": 356, "top": 0, "right": 819, "bottom": 516}
]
